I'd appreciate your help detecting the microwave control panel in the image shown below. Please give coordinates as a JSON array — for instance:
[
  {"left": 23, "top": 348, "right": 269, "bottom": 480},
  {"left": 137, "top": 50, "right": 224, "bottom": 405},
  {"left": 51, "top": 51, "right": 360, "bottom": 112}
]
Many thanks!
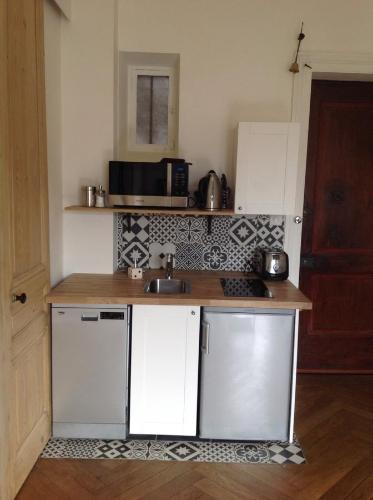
[{"left": 172, "top": 164, "right": 189, "bottom": 196}]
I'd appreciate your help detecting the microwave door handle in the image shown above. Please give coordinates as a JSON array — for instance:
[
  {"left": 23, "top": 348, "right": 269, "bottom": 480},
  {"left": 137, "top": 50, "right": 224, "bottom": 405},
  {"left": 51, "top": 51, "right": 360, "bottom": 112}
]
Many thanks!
[{"left": 167, "top": 162, "right": 172, "bottom": 196}]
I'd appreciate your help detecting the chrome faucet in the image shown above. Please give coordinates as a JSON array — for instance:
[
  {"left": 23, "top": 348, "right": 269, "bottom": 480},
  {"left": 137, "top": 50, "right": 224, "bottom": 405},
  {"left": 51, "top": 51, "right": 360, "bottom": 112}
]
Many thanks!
[{"left": 165, "top": 253, "right": 174, "bottom": 279}]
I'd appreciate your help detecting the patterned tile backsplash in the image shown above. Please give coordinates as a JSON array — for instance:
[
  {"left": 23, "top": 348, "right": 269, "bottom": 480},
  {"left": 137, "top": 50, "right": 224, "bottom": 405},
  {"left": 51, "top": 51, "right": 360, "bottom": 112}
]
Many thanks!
[{"left": 116, "top": 214, "right": 285, "bottom": 272}]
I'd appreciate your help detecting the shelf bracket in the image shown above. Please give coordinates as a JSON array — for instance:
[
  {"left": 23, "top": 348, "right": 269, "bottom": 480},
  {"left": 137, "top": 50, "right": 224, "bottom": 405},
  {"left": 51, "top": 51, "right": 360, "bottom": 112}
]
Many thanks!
[{"left": 207, "top": 216, "right": 213, "bottom": 235}]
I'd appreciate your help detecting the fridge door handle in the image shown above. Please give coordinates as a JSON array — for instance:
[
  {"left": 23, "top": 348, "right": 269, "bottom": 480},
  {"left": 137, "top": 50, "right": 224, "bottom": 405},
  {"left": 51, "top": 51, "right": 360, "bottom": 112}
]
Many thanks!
[{"left": 201, "top": 320, "right": 210, "bottom": 354}]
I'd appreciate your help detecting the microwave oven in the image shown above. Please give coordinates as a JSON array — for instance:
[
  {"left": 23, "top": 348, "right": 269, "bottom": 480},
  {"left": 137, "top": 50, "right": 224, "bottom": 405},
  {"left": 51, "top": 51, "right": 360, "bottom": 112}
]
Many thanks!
[{"left": 108, "top": 158, "right": 189, "bottom": 208}]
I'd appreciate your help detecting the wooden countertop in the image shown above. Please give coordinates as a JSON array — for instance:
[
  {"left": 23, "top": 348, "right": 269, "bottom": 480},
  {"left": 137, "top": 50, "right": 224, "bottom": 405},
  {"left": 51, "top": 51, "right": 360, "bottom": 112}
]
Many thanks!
[{"left": 46, "top": 271, "right": 312, "bottom": 310}]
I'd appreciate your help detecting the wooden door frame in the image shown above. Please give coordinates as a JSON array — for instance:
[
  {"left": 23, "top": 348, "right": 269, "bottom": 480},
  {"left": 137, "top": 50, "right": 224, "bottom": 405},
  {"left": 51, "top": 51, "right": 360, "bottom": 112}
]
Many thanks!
[
  {"left": 285, "top": 50, "right": 373, "bottom": 287},
  {"left": 284, "top": 52, "right": 373, "bottom": 435},
  {"left": 0, "top": 1, "right": 12, "bottom": 496}
]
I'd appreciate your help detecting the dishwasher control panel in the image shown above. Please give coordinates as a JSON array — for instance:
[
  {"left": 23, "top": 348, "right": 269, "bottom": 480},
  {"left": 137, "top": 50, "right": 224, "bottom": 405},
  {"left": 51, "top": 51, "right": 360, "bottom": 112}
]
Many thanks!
[{"left": 100, "top": 311, "right": 125, "bottom": 320}]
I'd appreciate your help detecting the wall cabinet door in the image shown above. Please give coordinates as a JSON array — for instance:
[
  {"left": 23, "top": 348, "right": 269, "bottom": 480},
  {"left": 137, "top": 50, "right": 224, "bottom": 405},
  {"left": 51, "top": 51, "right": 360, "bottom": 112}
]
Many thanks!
[
  {"left": 234, "top": 122, "right": 300, "bottom": 215},
  {"left": 130, "top": 305, "right": 200, "bottom": 436}
]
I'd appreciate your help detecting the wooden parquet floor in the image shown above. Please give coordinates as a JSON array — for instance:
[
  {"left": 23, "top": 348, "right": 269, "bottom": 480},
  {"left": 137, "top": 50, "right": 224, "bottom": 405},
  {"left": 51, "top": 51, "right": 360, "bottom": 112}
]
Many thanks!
[{"left": 16, "top": 375, "right": 373, "bottom": 500}]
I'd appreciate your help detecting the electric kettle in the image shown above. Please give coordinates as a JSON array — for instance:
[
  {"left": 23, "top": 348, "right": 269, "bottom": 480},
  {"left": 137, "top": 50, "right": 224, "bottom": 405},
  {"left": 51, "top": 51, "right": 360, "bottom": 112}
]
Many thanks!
[{"left": 197, "top": 170, "right": 222, "bottom": 210}]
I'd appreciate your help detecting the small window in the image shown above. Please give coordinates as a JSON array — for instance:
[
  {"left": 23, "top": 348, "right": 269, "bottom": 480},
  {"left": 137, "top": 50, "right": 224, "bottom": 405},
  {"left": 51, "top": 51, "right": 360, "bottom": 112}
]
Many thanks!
[
  {"left": 136, "top": 75, "right": 169, "bottom": 145},
  {"left": 128, "top": 66, "right": 177, "bottom": 154}
]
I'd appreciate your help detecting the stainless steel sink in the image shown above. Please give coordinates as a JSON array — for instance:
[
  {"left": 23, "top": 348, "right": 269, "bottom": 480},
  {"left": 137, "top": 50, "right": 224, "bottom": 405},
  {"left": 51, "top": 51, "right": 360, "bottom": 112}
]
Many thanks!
[{"left": 144, "top": 278, "right": 191, "bottom": 294}]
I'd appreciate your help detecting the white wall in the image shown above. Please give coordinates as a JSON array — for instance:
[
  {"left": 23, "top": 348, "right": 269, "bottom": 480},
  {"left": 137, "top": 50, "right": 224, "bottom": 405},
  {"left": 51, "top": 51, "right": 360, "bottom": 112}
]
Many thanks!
[
  {"left": 61, "top": 0, "right": 116, "bottom": 275},
  {"left": 57, "top": 0, "right": 373, "bottom": 277},
  {"left": 118, "top": 0, "right": 373, "bottom": 189},
  {"left": 44, "top": 0, "right": 63, "bottom": 286},
  {"left": 52, "top": 0, "right": 71, "bottom": 19}
]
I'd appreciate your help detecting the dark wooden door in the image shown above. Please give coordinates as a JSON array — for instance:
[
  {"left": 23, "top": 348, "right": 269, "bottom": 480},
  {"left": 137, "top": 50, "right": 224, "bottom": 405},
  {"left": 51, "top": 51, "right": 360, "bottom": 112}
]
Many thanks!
[{"left": 299, "top": 80, "right": 373, "bottom": 372}]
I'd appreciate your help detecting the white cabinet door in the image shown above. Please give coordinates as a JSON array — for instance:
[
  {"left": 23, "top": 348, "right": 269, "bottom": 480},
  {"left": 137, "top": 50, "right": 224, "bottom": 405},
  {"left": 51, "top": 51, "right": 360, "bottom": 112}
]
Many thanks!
[
  {"left": 234, "top": 122, "right": 300, "bottom": 215},
  {"left": 130, "top": 305, "right": 200, "bottom": 436}
]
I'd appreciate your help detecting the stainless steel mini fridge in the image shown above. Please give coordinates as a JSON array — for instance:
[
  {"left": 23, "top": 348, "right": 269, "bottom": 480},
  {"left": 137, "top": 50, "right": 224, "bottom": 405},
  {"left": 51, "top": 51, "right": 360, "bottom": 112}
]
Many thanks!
[{"left": 199, "top": 307, "right": 295, "bottom": 441}]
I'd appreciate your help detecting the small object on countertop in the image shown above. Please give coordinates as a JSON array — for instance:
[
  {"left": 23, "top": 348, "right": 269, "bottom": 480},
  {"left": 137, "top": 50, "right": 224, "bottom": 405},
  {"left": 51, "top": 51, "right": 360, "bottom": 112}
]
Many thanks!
[
  {"left": 128, "top": 258, "right": 143, "bottom": 280},
  {"left": 254, "top": 249, "right": 289, "bottom": 281},
  {"left": 83, "top": 186, "right": 96, "bottom": 207},
  {"left": 95, "top": 185, "right": 106, "bottom": 208}
]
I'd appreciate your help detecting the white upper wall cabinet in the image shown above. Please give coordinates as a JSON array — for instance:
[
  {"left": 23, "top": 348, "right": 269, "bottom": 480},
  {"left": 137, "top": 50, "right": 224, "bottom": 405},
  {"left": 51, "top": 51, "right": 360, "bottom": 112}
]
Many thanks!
[{"left": 234, "top": 122, "right": 300, "bottom": 215}]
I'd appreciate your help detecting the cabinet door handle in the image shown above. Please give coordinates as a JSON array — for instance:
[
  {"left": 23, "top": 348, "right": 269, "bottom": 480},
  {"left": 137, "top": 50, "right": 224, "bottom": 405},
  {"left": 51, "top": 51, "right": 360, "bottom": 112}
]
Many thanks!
[
  {"left": 201, "top": 320, "right": 210, "bottom": 355},
  {"left": 12, "top": 293, "right": 27, "bottom": 304}
]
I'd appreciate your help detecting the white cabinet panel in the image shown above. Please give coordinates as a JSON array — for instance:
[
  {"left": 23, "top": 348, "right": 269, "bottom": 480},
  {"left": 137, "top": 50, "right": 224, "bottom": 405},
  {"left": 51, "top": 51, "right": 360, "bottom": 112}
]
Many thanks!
[
  {"left": 234, "top": 122, "right": 300, "bottom": 215},
  {"left": 130, "top": 305, "right": 200, "bottom": 436}
]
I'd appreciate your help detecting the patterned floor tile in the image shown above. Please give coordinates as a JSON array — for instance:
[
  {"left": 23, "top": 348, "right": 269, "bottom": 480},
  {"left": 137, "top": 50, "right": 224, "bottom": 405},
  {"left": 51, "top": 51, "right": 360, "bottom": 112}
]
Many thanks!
[
  {"left": 196, "top": 442, "right": 237, "bottom": 463},
  {"left": 41, "top": 437, "right": 305, "bottom": 464},
  {"left": 40, "top": 439, "right": 101, "bottom": 459},
  {"left": 287, "top": 453, "right": 306, "bottom": 464},
  {"left": 120, "top": 440, "right": 149, "bottom": 460},
  {"left": 95, "top": 439, "right": 149, "bottom": 459},
  {"left": 233, "top": 443, "right": 270, "bottom": 463},
  {"left": 146, "top": 441, "right": 168, "bottom": 461},
  {"left": 163, "top": 441, "right": 201, "bottom": 461},
  {"left": 40, "top": 438, "right": 66, "bottom": 458},
  {"left": 65, "top": 439, "right": 102, "bottom": 459},
  {"left": 268, "top": 441, "right": 305, "bottom": 464}
]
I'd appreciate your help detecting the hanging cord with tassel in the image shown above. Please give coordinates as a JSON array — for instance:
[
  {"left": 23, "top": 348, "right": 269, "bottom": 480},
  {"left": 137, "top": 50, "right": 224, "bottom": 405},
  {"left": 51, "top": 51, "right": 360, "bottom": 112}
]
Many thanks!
[{"left": 289, "top": 22, "right": 305, "bottom": 73}]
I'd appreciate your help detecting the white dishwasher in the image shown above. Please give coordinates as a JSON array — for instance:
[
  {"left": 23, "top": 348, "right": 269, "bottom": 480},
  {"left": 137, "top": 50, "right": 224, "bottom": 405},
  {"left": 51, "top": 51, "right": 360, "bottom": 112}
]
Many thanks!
[{"left": 52, "top": 304, "right": 129, "bottom": 439}]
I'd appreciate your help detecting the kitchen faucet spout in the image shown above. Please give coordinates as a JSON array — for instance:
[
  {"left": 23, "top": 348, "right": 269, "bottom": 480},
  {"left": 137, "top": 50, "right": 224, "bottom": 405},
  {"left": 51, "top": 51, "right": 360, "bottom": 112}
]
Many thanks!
[{"left": 165, "top": 253, "right": 174, "bottom": 279}]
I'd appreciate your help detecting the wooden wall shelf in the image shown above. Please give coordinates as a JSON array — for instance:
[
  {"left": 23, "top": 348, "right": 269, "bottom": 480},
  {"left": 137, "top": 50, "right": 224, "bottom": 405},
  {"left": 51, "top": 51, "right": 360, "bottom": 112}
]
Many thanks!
[{"left": 64, "top": 206, "right": 236, "bottom": 217}]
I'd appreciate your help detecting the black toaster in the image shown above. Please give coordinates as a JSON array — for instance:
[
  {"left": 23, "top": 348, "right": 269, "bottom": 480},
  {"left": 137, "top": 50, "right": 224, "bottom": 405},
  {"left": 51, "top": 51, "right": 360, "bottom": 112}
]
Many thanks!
[{"left": 254, "top": 249, "right": 289, "bottom": 281}]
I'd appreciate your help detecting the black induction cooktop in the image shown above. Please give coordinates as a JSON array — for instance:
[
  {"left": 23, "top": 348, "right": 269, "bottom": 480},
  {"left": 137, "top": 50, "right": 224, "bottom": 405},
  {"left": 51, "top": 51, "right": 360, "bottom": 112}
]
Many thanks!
[{"left": 220, "top": 278, "right": 272, "bottom": 298}]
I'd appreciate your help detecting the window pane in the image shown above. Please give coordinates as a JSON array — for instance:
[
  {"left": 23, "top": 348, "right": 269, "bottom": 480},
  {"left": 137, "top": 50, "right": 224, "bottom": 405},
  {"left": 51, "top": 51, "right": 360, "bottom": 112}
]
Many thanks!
[
  {"left": 152, "top": 76, "right": 169, "bottom": 145},
  {"left": 136, "top": 76, "right": 151, "bottom": 144},
  {"left": 136, "top": 75, "right": 169, "bottom": 145}
]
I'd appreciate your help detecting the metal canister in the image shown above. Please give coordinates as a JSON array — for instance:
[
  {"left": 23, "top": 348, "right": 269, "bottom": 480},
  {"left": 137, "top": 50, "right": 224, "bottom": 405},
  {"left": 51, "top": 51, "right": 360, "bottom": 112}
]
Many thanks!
[
  {"left": 83, "top": 186, "right": 96, "bottom": 207},
  {"left": 95, "top": 185, "right": 106, "bottom": 208}
]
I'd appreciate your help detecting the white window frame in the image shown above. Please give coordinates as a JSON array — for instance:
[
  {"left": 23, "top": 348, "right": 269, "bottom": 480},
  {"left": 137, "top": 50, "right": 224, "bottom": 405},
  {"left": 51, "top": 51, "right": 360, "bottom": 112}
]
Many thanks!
[{"left": 127, "top": 65, "right": 177, "bottom": 154}]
